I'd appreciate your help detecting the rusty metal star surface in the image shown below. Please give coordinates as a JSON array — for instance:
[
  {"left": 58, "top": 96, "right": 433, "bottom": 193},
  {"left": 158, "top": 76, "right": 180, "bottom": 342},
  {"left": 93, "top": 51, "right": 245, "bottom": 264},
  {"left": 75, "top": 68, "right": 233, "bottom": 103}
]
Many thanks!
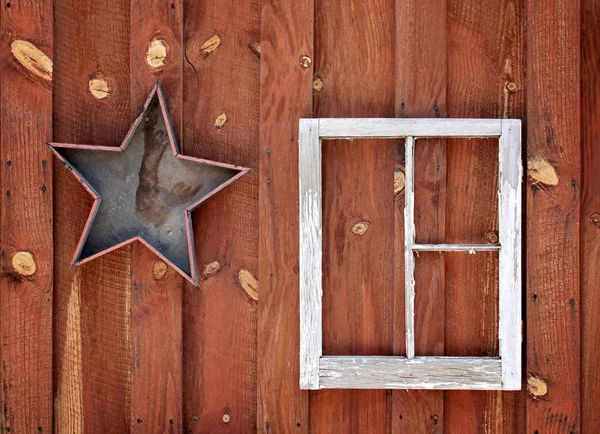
[{"left": 48, "top": 83, "right": 250, "bottom": 285}]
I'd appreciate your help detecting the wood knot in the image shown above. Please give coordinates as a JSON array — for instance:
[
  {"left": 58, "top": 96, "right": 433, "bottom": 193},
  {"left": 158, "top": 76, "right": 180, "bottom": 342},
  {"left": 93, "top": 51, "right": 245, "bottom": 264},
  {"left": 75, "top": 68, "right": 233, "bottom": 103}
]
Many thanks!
[
  {"left": 486, "top": 231, "right": 499, "bottom": 244},
  {"left": 238, "top": 268, "right": 258, "bottom": 301},
  {"left": 146, "top": 38, "right": 168, "bottom": 68},
  {"left": 394, "top": 170, "right": 405, "bottom": 194},
  {"left": 312, "top": 76, "right": 323, "bottom": 92},
  {"left": 215, "top": 113, "right": 227, "bottom": 128},
  {"left": 590, "top": 212, "right": 600, "bottom": 226},
  {"left": 527, "top": 155, "right": 558, "bottom": 187},
  {"left": 201, "top": 35, "right": 221, "bottom": 54},
  {"left": 248, "top": 42, "right": 261, "bottom": 58},
  {"left": 299, "top": 55, "right": 312, "bottom": 69},
  {"left": 12, "top": 251, "right": 36, "bottom": 276},
  {"left": 352, "top": 221, "right": 371, "bottom": 236},
  {"left": 11, "top": 40, "right": 53, "bottom": 82},
  {"left": 153, "top": 260, "right": 168, "bottom": 280},
  {"left": 527, "top": 376, "right": 547, "bottom": 398},
  {"left": 203, "top": 261, "right": 221, "bottom": 276},
  {"left": 88, "top": 74, "right": 109, "bottom": 99},
  {"left": 505, "top": 82, "right": 518, "bottom": 92}
]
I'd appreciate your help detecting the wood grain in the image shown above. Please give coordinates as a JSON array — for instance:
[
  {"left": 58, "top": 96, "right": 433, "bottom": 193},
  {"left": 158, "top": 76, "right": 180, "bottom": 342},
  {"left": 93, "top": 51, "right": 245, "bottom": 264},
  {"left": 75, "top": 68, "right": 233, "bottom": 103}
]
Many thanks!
[
  {"left": 581, "top": 0, "right": 600, "bottom": 431},
  {"left": 182, "top": 0, "right": 259, "bottom": 431},
  {"left": 394, "top": 2, "right": 447, "bottom": 431},
  {"left": 0, "top": 0, "right": 53, "bottom": 431},
  {"left": 311, "top": 0, "right": 395, "bottom": 432},
  {"left": 319, "top": 357, "right": 502, "bottom": 390},
  {"left": 446, "top": 0, "right": 525, "bottom": 432},
  {"left": 298, "top": 119, "right": 322, "bottom": 390},
  {"left": 130, "top": 0, "right": 183, "bottom": 430},
  {"left": 257, "top": 0, "right": 313, "bottom": 428},
  {"left": 53, "top": 0, "right": 132, "bottom": 430},
  {"left": 526, "top": 0, "right": 581, "bottom": 432}
]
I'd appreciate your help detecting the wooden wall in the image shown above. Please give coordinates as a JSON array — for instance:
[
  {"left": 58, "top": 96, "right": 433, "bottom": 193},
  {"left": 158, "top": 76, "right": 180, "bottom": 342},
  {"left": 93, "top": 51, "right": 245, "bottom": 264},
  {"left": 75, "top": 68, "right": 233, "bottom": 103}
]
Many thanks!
[{"left": 0, "top": 0, "right": 595, "bottom": 432}]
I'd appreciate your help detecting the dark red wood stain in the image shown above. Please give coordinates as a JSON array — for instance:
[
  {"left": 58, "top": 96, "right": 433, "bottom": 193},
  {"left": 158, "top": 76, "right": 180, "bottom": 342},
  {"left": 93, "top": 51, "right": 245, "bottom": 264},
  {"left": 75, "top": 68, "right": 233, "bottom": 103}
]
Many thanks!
[
  {"left": 582, "top": 1, "right": 600, "bottom": 432},
  {"left": 53, "top": 0, "right": 132, "bottom": 431},
  {"left": 394, "top": 1, "right": 447, "bottom": 432},
  {"left": 0, "top": 0, "right": 591, "bottom": 432},
  {"left": 1, "top": 0, "right": 53, "bottom": 431},
  {"left": 182, "top": 0, "right": 260, "bottom": 432},
  {"left": 130, "top": 1, "right": 184, "bottom": 430}
]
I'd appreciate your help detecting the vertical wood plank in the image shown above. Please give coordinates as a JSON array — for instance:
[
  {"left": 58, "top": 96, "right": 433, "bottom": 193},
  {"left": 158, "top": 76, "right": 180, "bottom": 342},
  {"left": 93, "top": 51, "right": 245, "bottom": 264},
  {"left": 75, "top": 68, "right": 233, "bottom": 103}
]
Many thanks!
[
  {"left": 130, "top": 0, "right": 183, "bottom": 430},
  {"left": 445, "top": 0, "right": 525, "bottom": 432},
  {"left": 0, "top": 0, "right": 53, "bottom": 431},
  {"left": 53, "top": 0, "right": 132, "bottom": 430},
  {"left": 298, "top": 119, "right": 322, "bottom": 390},
  {"left": 311, "top": 0, "right": 395, "bottom": 432},
  {"left": 526, "top": 0, "right": 580, "bottom": 432},
  {"left": 257, "top": 0, "right": 313, "bottom": 428},
  {"left": 394, "top": 3, "right": 447, "bottom": 431},
  {"left": 182, "top": 0, "right": 260, "bottom": 431},
  {"left": 581, "top": 0, "right": 600, "bottom": 431}
]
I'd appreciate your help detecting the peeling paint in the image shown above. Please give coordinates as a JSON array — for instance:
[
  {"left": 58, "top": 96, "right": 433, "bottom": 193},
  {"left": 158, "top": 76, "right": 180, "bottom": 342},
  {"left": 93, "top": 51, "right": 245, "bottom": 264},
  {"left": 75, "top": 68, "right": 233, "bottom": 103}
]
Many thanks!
[
  {"left": 146, "top": 38, "right": 167, "bottom": 68},
  {"left": 203, "top": 261, "right": 220, "bottom": 276},
  {"left": 201, "top": 35, "right": 221, "bottom": 54},
  {"left": 527, "top": 155, "right": 558, "bottom": 186},
  {"left": 394, "top": 169, "right": 405, "bottom": 194},
  {"left": 352, "top": 221, "right": 371, "bottom": 236},
  {"left": 153, "top": 260, "right": 167, "bottom": 280},
  {"left": 11, "top": 40, "right": 53, "bottom": 81},
  {"left": 12, "top": 251, "right": 36, "bottom": 276},
  {"left": 527, "top": 376, "right": 548, "bottom": 398},
  {"left": 238, "top": 268, "right": 258, "bottom": 301},
  {"left": 215, "top": 113, "right": 227, "bottom": 128},
  {"left": 88, "top": 75, "right": 109, "bottom": 99}
]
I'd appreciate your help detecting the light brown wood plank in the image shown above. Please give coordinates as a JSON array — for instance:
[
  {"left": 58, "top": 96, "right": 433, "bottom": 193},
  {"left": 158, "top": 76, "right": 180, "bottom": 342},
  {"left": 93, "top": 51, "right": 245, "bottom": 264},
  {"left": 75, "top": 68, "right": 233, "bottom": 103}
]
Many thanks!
[
  {"left": 130, "top": 0, "right": 184, "bottom": 430},
  {"left": 53, "top": 0, "right": 132, "bottom": 430},
  {"left": 526, "top": 0, "right": 581, "bottom": 432},
  {"left": 394, "top": 0, "right": 447, "bottom": 431},
  {"left": 0, "top": 0, "right": 53, "bottom": 431},
  {"left": 182, "top": 0, "right": 260, "bottom": 431}
]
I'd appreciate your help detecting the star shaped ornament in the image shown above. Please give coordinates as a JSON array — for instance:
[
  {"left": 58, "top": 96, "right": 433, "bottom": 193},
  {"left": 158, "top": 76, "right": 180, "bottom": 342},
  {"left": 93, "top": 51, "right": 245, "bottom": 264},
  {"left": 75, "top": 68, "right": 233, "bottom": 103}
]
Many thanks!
[{"left": 48, "top": 83, "right": 250, "bottom": 285}]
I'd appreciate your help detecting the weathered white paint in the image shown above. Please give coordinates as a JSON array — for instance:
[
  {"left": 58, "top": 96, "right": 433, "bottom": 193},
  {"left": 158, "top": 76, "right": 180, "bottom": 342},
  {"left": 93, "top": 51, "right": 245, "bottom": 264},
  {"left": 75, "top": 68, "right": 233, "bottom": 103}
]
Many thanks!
[
  {"left": 498, "top": 119, "right": 522, "bottom": 390},
  {"left": 318, "top": 118, "right": 502, "bottom": 139},
  {"left": 404, "top": 136, "right": 416, "bottom": 359},
  {"left": 319, "top": 356, "right": 502, "bottom": 390},
  {"left": 413, "top": 243, "right": 501, "bottom": 252},
  {"left": 298, "top": 117, "right": 522, "bottom": 391},
  {"left": 299, "top": 119, "right": 322, "bottom": 390}
]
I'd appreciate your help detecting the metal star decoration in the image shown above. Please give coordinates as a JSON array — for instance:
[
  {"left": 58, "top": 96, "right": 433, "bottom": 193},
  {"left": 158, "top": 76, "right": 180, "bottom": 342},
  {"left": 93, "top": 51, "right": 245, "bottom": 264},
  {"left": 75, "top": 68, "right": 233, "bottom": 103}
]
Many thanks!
[{"left": 48, "top": 83, "right": 250, "bottom": 285}]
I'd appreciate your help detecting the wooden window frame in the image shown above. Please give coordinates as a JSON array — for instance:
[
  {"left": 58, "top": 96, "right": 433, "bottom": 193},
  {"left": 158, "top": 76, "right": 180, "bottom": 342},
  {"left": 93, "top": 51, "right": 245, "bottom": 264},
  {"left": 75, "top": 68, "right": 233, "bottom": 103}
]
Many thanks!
[{"left": 299, "top": 118, "right": 522, "bottom": 390}]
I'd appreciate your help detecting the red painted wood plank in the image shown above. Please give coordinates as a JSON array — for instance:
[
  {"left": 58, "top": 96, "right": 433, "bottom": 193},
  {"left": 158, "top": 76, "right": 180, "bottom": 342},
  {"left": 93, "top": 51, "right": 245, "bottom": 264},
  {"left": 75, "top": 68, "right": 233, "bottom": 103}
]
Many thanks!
[
  {"left": 445, "top": 0, "right": 525, "bottom": 432},
  {"left": 130, "top": 0, "right": 183, "bottom": 431},
  {"left": 53, "top": 0, "right": 132, "bottom": 431},
  {"left": 182, "top": 1, "right": 260, "bottom": 432},
  {"left": 526, "top": 0, "right": 581, "bottom": 432},
  {"left": 581, "top": 0, "right": 600, "bottom": 431},
  {"left": 0, "top": 0, "right": 53, "bottom": 431},
  {"left": 256, "top": 0, "right": 313, "bottom": 431},
  {"left": 310, "top": 0, "right": 395, "bottom": 432},
  {"left": 394, "top": 1, "right": 446, "bottom": 432}
]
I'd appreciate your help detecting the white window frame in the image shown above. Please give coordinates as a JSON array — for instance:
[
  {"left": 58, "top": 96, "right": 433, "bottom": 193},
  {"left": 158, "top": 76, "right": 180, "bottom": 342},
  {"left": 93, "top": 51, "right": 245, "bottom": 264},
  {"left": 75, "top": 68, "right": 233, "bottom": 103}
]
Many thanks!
[{"left": 299, "top": 118, "right": 522, "bottom": 390}]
